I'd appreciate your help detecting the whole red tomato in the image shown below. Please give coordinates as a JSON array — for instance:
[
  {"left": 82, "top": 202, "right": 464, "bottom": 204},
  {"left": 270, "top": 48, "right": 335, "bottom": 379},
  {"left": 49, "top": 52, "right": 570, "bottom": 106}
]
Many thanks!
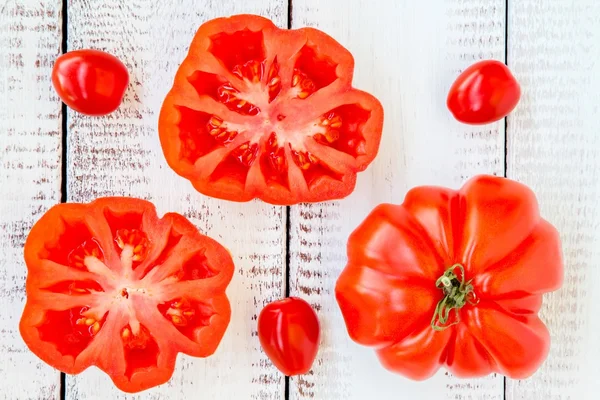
[
  {"left": 159, "top": 14, "right": 383, "bottom": 205},
  {"left": 52, "top": 49, "right": 129, "bottom": 116},
  {"left": 20, "top": 198, "right": 234, "bottom": 392},
  {"left": 258, "top": 297, "right": 320, "bottom": 376},
  {"left": 447, "top": 60, "right": 520, "bottom": 124},
  {"left": 335, "top": 175, "right": 563, "bottom": 380}
]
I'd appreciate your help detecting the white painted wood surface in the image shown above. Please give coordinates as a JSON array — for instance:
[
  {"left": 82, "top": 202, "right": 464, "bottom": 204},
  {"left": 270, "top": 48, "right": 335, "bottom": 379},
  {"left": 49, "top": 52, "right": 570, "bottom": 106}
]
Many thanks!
[
  {"left": 2, "top": 0, "right": 600, "bottom": 399},
  {"left": 289, "top": 0, "right": 506, "bottom": 399},
  {"left": 0, "top": 1, "right": 62, "bottom": 399},
  {"left": 506, "top": 1, "right": 600, "bottom": 399},
  {"left": 65, "top": 1, "right": 286, "bottom": 399}
]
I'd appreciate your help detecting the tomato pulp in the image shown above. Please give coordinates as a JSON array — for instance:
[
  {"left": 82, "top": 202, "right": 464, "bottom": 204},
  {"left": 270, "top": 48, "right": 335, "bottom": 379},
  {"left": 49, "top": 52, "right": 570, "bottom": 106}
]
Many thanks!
[
  {"left": 159, "top": 14, "right": 384, "bottom": 205},
  {"left": 447, "top": 60, "right": 521, "bottom": 124},
  {"left": 258, "top": 297, "right": 320, "bottom": 376},
  {"left": 52, "top": 49, "right": 129, "bottom": 116},
  {"left": 20, "top": 198, "right": 234, "bottom": 392}
]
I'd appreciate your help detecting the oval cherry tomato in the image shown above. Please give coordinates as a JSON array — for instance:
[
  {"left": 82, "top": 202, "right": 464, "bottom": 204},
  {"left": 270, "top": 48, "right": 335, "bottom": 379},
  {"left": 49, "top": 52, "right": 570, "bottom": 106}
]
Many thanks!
[
  {"left": 258, "top": 297, "right": 320, "bottom": 376},
  {"left": 447, "top": 60, "right": 521, "bottom": 124},
  {"left": 19, "top": 197, "right": 234, "bottom": 392},
  {"left": 159, "top": 15, "right": 383, "bottom": 205},
  {"left": 52, "top": 49, "right": 129, "bottom": 116}
]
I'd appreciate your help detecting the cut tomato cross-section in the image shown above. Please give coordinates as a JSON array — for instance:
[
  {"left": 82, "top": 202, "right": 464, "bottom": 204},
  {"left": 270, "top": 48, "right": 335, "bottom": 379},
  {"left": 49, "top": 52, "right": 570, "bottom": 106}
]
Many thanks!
[
  {"left": 159, "top": 14, "right": 384, "bottom": 205},
  {"left": 19, "top": 198, "right": 234, "bottom": 393}
]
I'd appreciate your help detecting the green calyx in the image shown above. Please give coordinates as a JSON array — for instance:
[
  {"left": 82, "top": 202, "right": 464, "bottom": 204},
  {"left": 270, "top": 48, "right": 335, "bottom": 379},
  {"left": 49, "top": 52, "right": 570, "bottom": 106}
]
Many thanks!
[{"left": 430, "top": 264, "right": 479, "bottom": 332}]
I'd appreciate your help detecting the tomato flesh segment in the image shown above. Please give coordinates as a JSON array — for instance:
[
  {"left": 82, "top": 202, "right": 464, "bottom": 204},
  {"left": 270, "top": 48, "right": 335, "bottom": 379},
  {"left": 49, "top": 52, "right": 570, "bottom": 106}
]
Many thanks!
[
  {"left": 208, "top": 29, "right": 266, "bottom": 75},
  {"left": 158, "top": 297, "right": 215, "bottom": 342},
  {"left": 293, "top": 44, "right": 338, "bottom": 95},
  {"left": 259, "top": 132, "right": 289, "bottom": 190},
  {"left": 37, "top": 307, "right": 107, "bottom": 358},
  {"left": 208, "top": 142, "right": 259, "bottom": 186},
  {"left": 42, "top": 279, "right": 104, "bottom": 295},
  {"left": 177, "top": 250, "right": 216, "bottom": 281},
  {"left": 121, "top": 324, "right": 160, "bottom": 380},
  {"left": 68, "top": 239, "right": 104, "bottom": 269},
  {"left": 291, "top": 149, "right": 344, "bottom": 187},
  {"left": 312, "top": 105, "right": 370, "bottom": 157},
  {"left": 267, "top": 57, "right": 282, "bottom": 102},
  {"left": 217, "top": 82, "right": 260, "bottom": 116},
  {"left": 176, "top": 107, "right": 223, "bottom": 163}
]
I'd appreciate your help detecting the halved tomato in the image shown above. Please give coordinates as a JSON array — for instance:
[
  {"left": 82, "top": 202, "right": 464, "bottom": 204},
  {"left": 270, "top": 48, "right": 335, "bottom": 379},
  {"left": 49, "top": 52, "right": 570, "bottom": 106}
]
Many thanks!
[
  {"left": 19, "top": 198, "right": 234, "bottom": 393},
  {"left": 159, "top": 14, "right": 384, "bottom": 205}
]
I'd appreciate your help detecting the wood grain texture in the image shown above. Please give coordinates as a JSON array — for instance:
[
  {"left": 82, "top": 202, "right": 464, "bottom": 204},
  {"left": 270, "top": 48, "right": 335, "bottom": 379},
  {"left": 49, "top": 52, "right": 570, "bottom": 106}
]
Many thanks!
[
  {"left": 506, "top": 1, "right": 600, "bottom": 399},
  {"left": 0, "top": 1, "right": 63, "bottom": 399},
  {"left": 289, "top": 0, "right": 506, "bottom": 399},
  {"left": 66, "top": 1, "right": 286, "bottom": 399}
]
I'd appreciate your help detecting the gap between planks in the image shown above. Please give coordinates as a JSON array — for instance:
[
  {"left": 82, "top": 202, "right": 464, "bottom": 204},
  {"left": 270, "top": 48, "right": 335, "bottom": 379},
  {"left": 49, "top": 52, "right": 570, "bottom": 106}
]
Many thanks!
[{"left": 60, "top": 0, "right": 69, "bottom": 398}]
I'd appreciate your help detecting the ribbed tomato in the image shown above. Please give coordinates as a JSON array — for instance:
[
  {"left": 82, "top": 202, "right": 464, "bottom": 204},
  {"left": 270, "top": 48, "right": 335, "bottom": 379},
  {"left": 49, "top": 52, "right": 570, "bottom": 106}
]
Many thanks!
[
  {"left": 19, "top": 198, "right": 234, "bottom": 392},
  {"left": 336, "top": 175, "right": 563, "bottom": 380},
  {"left": 159, "top": 14, "right": 383, "bottom": 205}
]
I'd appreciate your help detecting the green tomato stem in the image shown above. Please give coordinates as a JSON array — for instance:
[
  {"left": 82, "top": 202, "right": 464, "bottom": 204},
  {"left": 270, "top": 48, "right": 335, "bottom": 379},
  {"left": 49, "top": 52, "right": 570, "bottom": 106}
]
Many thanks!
[{"left": 430, "top": 264, "right": 479, "bottom": 332}]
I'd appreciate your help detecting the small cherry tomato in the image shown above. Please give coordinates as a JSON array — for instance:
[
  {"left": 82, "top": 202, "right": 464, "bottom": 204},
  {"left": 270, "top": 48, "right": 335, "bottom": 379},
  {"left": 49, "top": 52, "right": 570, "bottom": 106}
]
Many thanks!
[
  {"left": 52, "top": 49, "right": 129, "bottom": 116},
  {"left": 447, "top": 60, "right": 521, "bottom": 124},
  {"left": 258, "top": 297, "right": 320, "bottom": 376}
]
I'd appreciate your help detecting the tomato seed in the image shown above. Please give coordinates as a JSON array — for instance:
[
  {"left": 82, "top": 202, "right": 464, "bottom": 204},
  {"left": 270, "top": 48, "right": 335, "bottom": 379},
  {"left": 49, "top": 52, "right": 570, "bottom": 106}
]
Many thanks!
[
  {"left": 90, "top": 322, "right": 101, "bottom": 335},
  {"left": 115, "top": 229, "right": 149, "bottom": 263},
  {"left": 325, "top": 130, "right": 340, "bottom": 143},
  {"left": 121, "top": 327, "right": 131, "bottom": 339},
  {"left": 209, "top": 116, "right": 223, "bottom": 127}
]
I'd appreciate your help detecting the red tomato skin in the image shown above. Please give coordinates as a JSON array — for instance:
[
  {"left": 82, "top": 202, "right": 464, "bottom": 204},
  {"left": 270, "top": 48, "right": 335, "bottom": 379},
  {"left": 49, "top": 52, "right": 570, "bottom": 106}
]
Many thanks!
[
  {"left": 335, "top": 175, "right": 563, "bottom": 380},
  {"left": 52, "top": 49, "right": 129, "bottom": 116},
  {"left": 258, "top": 297, "right": 320, "bottom": 376},
  {"left": 447, "top": 60, "right": 521, "bottom": 124}
]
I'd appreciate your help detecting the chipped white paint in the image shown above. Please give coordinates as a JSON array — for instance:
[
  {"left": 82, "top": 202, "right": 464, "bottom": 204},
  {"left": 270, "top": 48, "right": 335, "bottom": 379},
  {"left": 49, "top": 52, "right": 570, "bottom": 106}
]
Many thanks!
[
  {"left": 289, "top": 0, "right": 505, "bottom": 399},
  {"left": 3, "top": 0, "right": 600, "bottom": 399},
  {"left": 506, "top": 1, "right": 600, "bottom": 399},
  {"left": 0, "top": 1, "right": 63, "bottom": 399},
  {"left": 65, "top": 1, "right": 286, "bottom": 399}
]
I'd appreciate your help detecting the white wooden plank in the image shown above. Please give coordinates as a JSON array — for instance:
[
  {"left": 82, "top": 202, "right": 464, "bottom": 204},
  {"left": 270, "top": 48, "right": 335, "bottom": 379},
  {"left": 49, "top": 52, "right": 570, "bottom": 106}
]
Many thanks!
[
  {"left": 66, "top": 1, "right": 287, "bottom": 399},
  {"left": 506, "top": 1, "right": 600, "bottom": 399},
  {"left": 0, "top": 1, "right": 63, "bottom": 398},
  {"left": 289, "top": 0, "right": 506, "bottom": 399}
]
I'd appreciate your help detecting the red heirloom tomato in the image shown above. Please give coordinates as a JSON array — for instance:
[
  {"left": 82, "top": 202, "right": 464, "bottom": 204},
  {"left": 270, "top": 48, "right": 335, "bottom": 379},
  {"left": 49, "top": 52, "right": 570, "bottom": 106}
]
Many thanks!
[
  {"left": 52, "top": 49, "right": 129, "bottom": 116},
  {"left": 258, "top": 297, "right": 320, "bottom": 376},
  {"left": 159, "top": 14, "right": 384, "bottom": 205},
  {"left": 335, "top": 175, "right": 563, "bottom": 380},
  {"left": 19, "top": 198, "right": 234, "bottom": 393},
  {"left": 447, "top": 60, "right": 521, "bottom": 124}
]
